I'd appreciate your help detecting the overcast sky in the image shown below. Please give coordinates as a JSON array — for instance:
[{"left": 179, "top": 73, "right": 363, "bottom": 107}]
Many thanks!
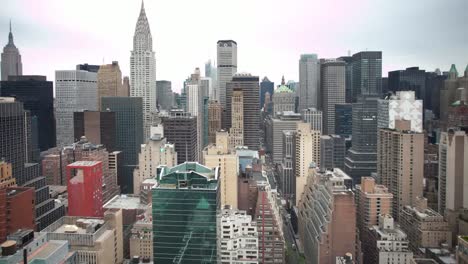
[{"left": 1, "top": 0, "right": 467, "bottom": 93}]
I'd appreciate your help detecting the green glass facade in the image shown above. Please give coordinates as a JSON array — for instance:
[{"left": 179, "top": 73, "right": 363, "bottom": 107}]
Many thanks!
[{"left": 152, "top": 162, "right": 219, "bottom": 263}]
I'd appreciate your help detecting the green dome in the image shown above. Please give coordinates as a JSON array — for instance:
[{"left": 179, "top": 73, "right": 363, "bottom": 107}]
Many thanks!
[{"left": 275, "top": 85, "right": 293, "bottom": 93}]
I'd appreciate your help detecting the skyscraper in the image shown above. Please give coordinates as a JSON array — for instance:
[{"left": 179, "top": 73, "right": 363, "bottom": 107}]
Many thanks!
[
  {"left": 208, "top": 100, "right": 222, "bottom": 144},
  {"left": 344, "top": 96, "right": 379, "bottom": 183},
  {"left": 298, "top": 54, "right": 320, "bottom": 111},
  {"left": 205, "top": 60, "right": 217, "bottom": 100},
  {"left": 0, "top": 75, "right": 55, "bottom": 151},
  {"left": 156, "top": 80, "right": 173, "bottom": 110},
  {"left": 55, "top": 68, "right": 98, "bottom": 146},
  {"left": 152, "top": 162, "right": 219, "bottom": 263},
  {"left": 351, "top": 51, "right": 382, "bottom": 101},
  {"left": 334, "top": 104, "right": 352, "bottom": 138},
  {"left": 280, "top": 130, "right": 296, "bottom": 201},
  {"left": 320, "top": 134, "right": 346, "bottom": 170},
  {"left": 226, "top": 73, "right": 260, "bottom": 150},
  {"left": 260, "top": 77, "right": 274, "bottom": 109},
  {"left": 216, "top": 40, "right": 237, "bottom": 109},
  {"left": 229, "top": 89, "right": 244, "bottom": 148},
  {"left": 161, "top": 110, "right": 198, "bottom": 164},
  {"left": 337, "top": 56, "right": 353, "bottom": 103},
  {"left": 265, "top": 111, "right": 301, "bottom": 164},
  {"left": 185, "top": 68, "right": 206, "bottom": 159},
  {"left": 1, "top": 22, "right": 22, "bottom": 81},
  {"left": 101, "top": 97, "right": 143, "bottom": 193},
  {"left": 301, "top": 108, "right": 322, "bottom": 131},
  {"left": 377, "top": 120, "right": 424, "bottom": 222},
  {"left": 272, "top": 84, "right": 295, "bottom": 115},
  {"left": 377, "top": 91, "right": 423, "bottom": 133},
  {"left": 97, "top": 61, "right": 125, "bottom": 109},
  {"left": 66, "top": 161, "right": 104, "bottom": 217},
  {"left": 73, "top": 110, "right": 116, "bottom": 151},
  {"left": 130, "top": 1, "right": 157, "bottom": 140},
  {"left": 320, "top": 59, "right": 346, "bottom": 134},
  {"left": 388, "top": 67, "right": 427, "bottom": 107}
]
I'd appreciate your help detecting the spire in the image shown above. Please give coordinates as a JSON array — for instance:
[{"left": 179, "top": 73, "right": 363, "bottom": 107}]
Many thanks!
[
  {"left": 8, "top": 19, "right": 14, "bottom": 45},
  {"left": 449, "top": 64, "right": 458, "bottom": 79},
  {"left": 281, "top": 75, "right": 285, "bottom": 85}
]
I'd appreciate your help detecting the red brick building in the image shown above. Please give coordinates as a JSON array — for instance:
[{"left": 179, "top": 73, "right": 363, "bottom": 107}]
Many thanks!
[{"left": 67, "top": 161, "right": 103, "bottom": 217}]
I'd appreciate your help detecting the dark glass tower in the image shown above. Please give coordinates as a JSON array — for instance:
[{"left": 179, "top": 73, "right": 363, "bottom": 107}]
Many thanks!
[
  {"left": 161, "top": 110, "right": 198, "bottom": 164},
  {"left": 260, "top": 76, "right": 274, "bottom": 109},
  {"left": 152, "top": 162, "right": 218, "bottom": 263},
  {"left": 338, "top": 56, "right": 353, "bottom": 103},
  {"left": 334, "top": 103, "right": 352, "bottom": 138},
  {"left": 351, "top": 51, "right": 382, "bottom": 101},
  {"left": 344, "top": 96, "right": 379, "bottom": 183},
  {"left": 388, "top": 67, "right": 427, "bottom": 108},
  {"left": 226, "top": 73, "right": 260, "bottom": 150},
  {"left": 156, "top": 80, "right": 173, "bottom": 110},
  {"left": 0, "top": 98, "right": 65, "bottom": 230},
  {"left": 0, "top": 75, "right": 55, "bottom": 151},
  {"left": 101, "top": 97, "right": 143, "bottom": 193}
]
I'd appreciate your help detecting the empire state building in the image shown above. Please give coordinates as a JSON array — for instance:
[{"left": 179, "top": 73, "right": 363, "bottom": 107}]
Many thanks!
[
  {"left": 130, "top": 1, "right": 157, "bottom": 139},
  {"left": 1, "top": 21, "right": 22, "bottom": 81}
]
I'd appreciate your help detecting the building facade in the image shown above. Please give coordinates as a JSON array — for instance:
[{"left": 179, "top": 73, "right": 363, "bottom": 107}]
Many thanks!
[
  {"left": 156, "top": 80, "right": 173, "bottom": 110},
  {"left": 55, "top": 69, "right": 98, "bottom": 146},
  {"left": 226, "top": 73, "right": 260, "bottom": 150},
  {"left": 152, "top": 162, "right": 219, "bottom": 263},
  {"left": 265, "top": 111, "right": 301, "bottom": 164},
  {"left": 320, "top": 59, "right": 346, "bottom": 134},
  {"left": 216, "top": 40, "right": 237, "bottom": 109},
  {"left": 334, "top": 104, "right": 352, "bottom": 138},
  {"left": 73, "top": 110, "right": 116, "bottom": 151},
  {"left": 378, "top": 91, "right": 423, "bottom": 133},
  {"left": 0, "top": 75, "right": 55, "bottom": 151},
  {"left": 1, "top": 22, "right": 22, "bottom": 81},
  {"left": 130, "top": 2, "right": 157, "bottom": 140},
  {"left": 272, "top": 85, "right": 295, "bottom": 115},
  {"left": 298, "top": 54, "right": 320, "bottom": 111},
  {"left": 217, "top": 208, "right": 259, "bottom": 263},
  {"left": 260, "top": 77, "right": 274, "bottom": 110},
  {"left": 97, "top": 61, "right": 125, "bottom": 109},
  {"left": 351, "top": 51, "right": 382, "bottom": 101},
  {"left": 320, "top": 134, "right": 346, "bottom": 171},
  {"left": 208, "top": 100, "right": 222, "bottom": 144},
  {"left": 161, "top": 110, "right": 198, "bottom": 164},
  {"left": 101, "top": 97, "right": 143, "bottom": 193},
  {"left": 301, "top": 107, "right": 322, "bottom": 131}
]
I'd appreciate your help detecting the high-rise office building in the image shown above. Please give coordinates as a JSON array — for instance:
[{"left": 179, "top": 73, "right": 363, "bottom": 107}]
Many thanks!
[
  {"left": 344, "top": 96, "right": 379, "bottom": 183},
  {"left": 378, "top": 91, "right": 423, "bottom": 133},
  {"left": 377, "top": 120, "right": 424, "bottom": 222},
  {"left": 216, "top": 40, "right": 237, "bottom": 109},
  {"left": 156, "top": 80, "right": 173, "bottom": 110},
  {"left": 186, "top": 68, "right": 206, "bottom": 159},
  {"left": 260, "top": 77, "right": 274, "bottom": 109},
  {"left": 203, "top": 131, "right": 239, "bottom": 208},
  {"left": 55, "top": 68, "right": 98, "bottom": 146},
  {"left": 265, "top": 111, "right": 301, "bottom": 164},
  {"left": 438, "top": 128, "right": 468, "bottom": 243},
  {"left": 388, "top": 67, "right": 427, "bottom": 108},
  {"left": 321, "top": 59, "right": 346, "bottom": 134},
  {"left": 226, "top": 73, "right": 260, "bottom": 150},
  {"left": 130, "top": 2, "right": 157, "bottom": 140},
  {"left": 101, "top": 97, "right": 143, "bottom": 193},
  {"left": 297, "top": 167, "right": 356, "bottom": 264},
  {"left": 0, "top": 75, "right": 55, "bottom": 151},
  {"left": 280, "top": 130, "right": 296, "bottom": 201},
  {"left": 152, "top": 162, "right": 219, "bottom": 263},
  {"left": 298, "top": 54, "right": 320, "bottom": 111},
  {"left": 1, "top": 22, "right": 22, "bottom": 81},
  {"left": 205, "top": 60, "right": 217, "bottom": 100},
  {"left": 272, "top": 84, "right": 295, "bottom": 115},
  {"left": 217, "top": 208, "right": 259, "bottom": 263},
  {"left": 229, "top": 89, "right": 244, "bottom": 148},
  {"left": 66, "top": 161, "right": 103, "bottom": 217},
  {"left": 425, "top": 71, "right": 447, "bottom": 118},
  {"left": 440, "top": 64, "right": 468, "bottom": 125},
  {"left": 97, "top": 61, "right": 126, "bottom": 110},
  {"left": 338, "top": 56, "right": 353, "bottom": 103},
  {"left": 0, "top": 98, "right": 65, "bottom": 231},
  {"left": 320, "top": 134, "right": 346, "bottom": 170},
  {"left": 161, "top": 110, "right": 198, "bottom": 164},
  {"left": 208, "top": 100, "right": 222, "bottom": 144},
  {"left": 301, "top": 107, "right": 322, "bottom": 131},
  {"left": 334, "top": 104, "right": 352, "bottom": 138},
  {"left": 351, "top": 51, "right": 382, "bottom": 101},
  {"left": 295, "top": 122, "right": 321, "bottom": 205},
  {"left": 73, "top": 110, "right": 116, "bottom": 151},
  {"left": 133, "top": 134, "right": 177, "bottom": 194}
]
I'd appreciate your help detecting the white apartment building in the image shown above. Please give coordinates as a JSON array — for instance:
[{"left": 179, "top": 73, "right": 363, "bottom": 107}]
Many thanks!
[
  {"left": 378, "top": 91, "right": 423, "bottom": 133},
  {"left": 218, "top": 208, "right": 259, "bottom": 264}
]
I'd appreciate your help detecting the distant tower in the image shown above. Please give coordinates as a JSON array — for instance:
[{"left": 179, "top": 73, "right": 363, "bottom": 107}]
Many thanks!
[
  {"left": 130, "top": 1, "right": 157, "bottom": 140},
  {"left": 1, "top": 21, "right": 23, "bottom": 80},
  {"left": 298, "top": 54, "right": 320, "bottom": 111},
  {"left": 217, "top": 40, "right": 237, "bottom": 126}
]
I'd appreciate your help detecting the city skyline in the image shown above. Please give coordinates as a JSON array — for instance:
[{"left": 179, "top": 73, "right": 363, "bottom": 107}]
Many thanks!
[{"left": 1, "top": 0, "right": 468, "bottom": 93}]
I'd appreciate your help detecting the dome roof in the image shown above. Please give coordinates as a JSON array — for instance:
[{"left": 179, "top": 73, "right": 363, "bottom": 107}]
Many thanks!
[{"left": 275, "top": 85, "right": 293, "bottom": 93}]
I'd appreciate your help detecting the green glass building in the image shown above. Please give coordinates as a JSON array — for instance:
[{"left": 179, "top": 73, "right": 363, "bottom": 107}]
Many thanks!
[{"left": 152, "top": 162, "right": 219, "bottom": 263}]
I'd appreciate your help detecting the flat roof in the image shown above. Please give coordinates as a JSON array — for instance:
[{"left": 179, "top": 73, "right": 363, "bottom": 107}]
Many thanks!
[
  {"left": 68, "top": 160, "right": 101, "bottom": 167},
  {"left": 103, "top": 195, "right": 146, "bottom": 210}
]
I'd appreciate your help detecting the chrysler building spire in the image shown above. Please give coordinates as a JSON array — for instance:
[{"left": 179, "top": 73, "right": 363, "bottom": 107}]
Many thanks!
[{"left": 130, "top": 0, "right": 157, "bottom": 140}]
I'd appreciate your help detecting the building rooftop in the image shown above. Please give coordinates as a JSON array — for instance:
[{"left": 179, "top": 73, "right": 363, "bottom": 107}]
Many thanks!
[
  {"left": 103, "top": 194, "right": 147, "bottom": 210},
  {"left": 67, "top": 160, "right": 101, "bottom": 167},
  {"left": 155, "top": 162, "right": 219, "bottom": 190}
]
